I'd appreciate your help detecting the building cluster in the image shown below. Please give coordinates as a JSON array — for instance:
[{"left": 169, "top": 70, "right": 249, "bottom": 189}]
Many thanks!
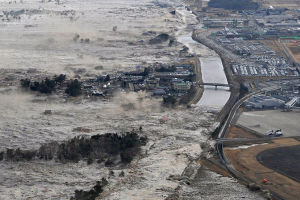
[
  {"left": 204, "top": 7, "right": 300, "bottom": 78},
  {"left": 203, "top": 7, "right": 300, "bottom": 37},
  {"left": 245, "top": 95, "right": 285, "bottom": 110},
  {"left": 213, "top": 35, "right": 299, "bottom": 77},
  {"left": 203, "top": 18, "right": 249, "bottom": 29},
  {"left": 119, "top": 64, "right": 194, "bottom": 97},
  {"left": 80, "top": 64, "right": 195, "bottom": 98},
  {"left": 245, "top": 80, "right": 300, "bottom": 110},
  {"left": 254, "top": 9, "right": 300, "bottom": 37},
  {"left": 81, "top": 74, "right": 119, "bottom": 97}
]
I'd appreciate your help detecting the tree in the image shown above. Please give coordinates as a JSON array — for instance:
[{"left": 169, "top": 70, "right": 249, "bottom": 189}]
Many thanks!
[
  {"left": 104, "top": 75, "right": 110, "bottom": 82},
  {"left": 65, "top": 79, "right": 82, "bottom": 96},
  {"left": 119, "top": 171, "right": 125, "bottom": 177},
  {"left": 120, "top": 150, "right": 134, "bottom": 163},
  {"left": 30, "top": 81, "right": 40, "bottom": 91},
  {"left": 143, "top": 67, "right": 150, "bottom": 76},
  {"left": 101, "top": 178, "right": 108, "bottom": 186},
  {"left": 54, "top": 74, "right": 66, "bottom": 84},
  {"left": 163, "top": 95, "right": 177, "bottom": 106},
  {"left": 39, "top": 78, "right": 56, "bottom": 94},
  {"left": 20, "top": 79, "right": 31, "bottom": 88}
]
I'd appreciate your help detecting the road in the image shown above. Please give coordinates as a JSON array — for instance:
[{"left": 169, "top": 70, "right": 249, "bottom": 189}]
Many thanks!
[
  {"left": 214, "top": 82, "right": 298, "bottom": 199},
  {"left": 189, "top": 57, "right": 204, "bottom": 105},
  {"left": 216, "top": 83, "right": 285, "bottom": 166}
]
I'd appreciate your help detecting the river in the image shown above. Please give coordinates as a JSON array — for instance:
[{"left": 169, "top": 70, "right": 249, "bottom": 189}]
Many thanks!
[
  {"left": 197, "top": 56, "right": 231, "bottom": 109},
  {"left": 176, "top": 8, "right": 231, "bottom": 110}
]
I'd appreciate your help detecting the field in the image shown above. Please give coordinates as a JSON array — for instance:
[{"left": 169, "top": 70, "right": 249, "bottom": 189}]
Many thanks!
[
  {"left": 261, "top": 40, "right": 288, "bottom": 59},
  {"left": 261, "top": 39, "right": 300, "bottom": 64},
  {"left": 257, "top": 144, "right": 300, "bottom": 182},
  {"left": 285, "top": 42, "right": 300, "bottom": 63},
  {"left": 225, "top": 138, "right": 300, "bottom": 200},
  {"left": 227, "top": 125, "right": 260, "bottom": 139}
]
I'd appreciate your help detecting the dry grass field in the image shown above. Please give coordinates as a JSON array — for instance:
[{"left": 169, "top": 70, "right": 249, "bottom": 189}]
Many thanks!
[
  {"left": 286, "top": 42, "right": 300, "bottom": 63},
  {"left": 225, "top": 138, "right": 300, "bottom": 200}
]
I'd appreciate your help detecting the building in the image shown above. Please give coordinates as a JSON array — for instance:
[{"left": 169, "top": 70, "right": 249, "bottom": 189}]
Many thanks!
[
  {"left": 144, "top": 77, "right": 160, "bottom": 90},
  {"left": 172, "top": 81, "right": 192, "bottom": 92},
  {"left": 245, "top": 95, "right": 285, "bottom": 109},
  {"left": 203, "top": 18, "right": 249, "bottom": 28}
]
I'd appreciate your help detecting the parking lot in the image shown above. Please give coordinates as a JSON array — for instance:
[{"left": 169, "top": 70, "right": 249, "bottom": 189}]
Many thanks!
[{"left": 237, "top": 110, "right": 300, "bottom": 137}]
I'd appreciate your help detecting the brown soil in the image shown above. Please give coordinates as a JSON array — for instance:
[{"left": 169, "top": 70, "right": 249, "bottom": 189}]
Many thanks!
[
  {"left": 199, "top": 159, "right": 232, "bottom": 178},
  {"left": 227, "top": 125, "right": 260, "bottom": 139},
  {"left": 224, "top": 138, "right": 300, "bottom": 200},
  {"left": 261, "top": 40, "right": 288, "bottom": 59},
  {"left": 261, "top": 39, "right": 300, "bottom": 64},
  {"left": 286, "top": 43, "right": 300, "bottom": 63}
]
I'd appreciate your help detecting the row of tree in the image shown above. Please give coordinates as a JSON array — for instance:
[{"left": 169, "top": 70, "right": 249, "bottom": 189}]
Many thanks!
[
  {"left": 20, "top": 75, "right": 82, "bottom": 96},
  {"left": 1, "top": 132, "right": 147, "bottom": 165},
  {"left": 70, "top": 178, "right": 108, "bottom": 200}
]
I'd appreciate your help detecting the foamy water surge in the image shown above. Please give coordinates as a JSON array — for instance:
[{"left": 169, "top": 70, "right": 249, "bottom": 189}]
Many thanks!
[{"left": 0, "top": 0, "right": 263, "bottom": 199}]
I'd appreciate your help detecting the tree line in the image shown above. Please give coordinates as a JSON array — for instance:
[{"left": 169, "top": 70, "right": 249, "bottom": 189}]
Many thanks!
[
  {"left": 70, "top": 178, "right": 108, "bottom": 200},
  {"left": 20, "top": 74, "right": 82, "bottom": 96},
  {"left": 0, "top": 131, "right": 147, "bottom": 165}
]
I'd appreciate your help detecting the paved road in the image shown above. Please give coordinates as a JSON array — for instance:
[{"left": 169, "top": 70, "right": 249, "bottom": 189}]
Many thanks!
[
  {"left": 214, "top": 82, "right": 298, "bottom": 200},
  {"left": 216, "top": 84, "right": 283, "bottom": 164}
]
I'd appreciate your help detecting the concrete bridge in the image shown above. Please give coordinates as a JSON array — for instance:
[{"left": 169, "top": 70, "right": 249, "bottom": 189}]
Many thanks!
[{"left": 193, "top": 82, "right": 232, "bottom": 89}]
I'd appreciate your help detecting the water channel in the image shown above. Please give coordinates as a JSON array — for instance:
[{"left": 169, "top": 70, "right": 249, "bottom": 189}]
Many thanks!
[{"left": 176, "top": 7, "right": 231, "bottom": 110}]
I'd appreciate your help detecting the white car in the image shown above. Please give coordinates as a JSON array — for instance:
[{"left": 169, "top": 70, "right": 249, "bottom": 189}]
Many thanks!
[
  {"left": 275, "top": 129, "right": 283, "bottom": 137},
  {"left": 266, "top": 130, "right": 274, "bottom": 136}
]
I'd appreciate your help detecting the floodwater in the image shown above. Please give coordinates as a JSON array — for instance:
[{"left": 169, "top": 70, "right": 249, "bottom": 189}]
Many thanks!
[
  {"left": 0, "top": 1, "right": 261, "bottom": 200},
  {"left": 0, "top": 0, "right": 185, "bottom": 75}
]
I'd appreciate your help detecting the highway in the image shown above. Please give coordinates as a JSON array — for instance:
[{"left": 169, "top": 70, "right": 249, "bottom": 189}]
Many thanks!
[
  {"left": 214, "top": 83, "right": 294, "bottom": 200},
  {"left": 216, "top": 84, "right": 283, "bottom": 163}
]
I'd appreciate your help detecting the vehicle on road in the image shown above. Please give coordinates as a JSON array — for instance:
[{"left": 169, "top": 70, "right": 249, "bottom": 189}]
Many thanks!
[
  {"left": 265, "top": 129, "right": 283, "bottom": 137},
  {"left": 266, "top": 130, "right": 274, "bottom": 136},
  {"left": 275, "top": 129, "right": 283, "bottom": 137}
]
